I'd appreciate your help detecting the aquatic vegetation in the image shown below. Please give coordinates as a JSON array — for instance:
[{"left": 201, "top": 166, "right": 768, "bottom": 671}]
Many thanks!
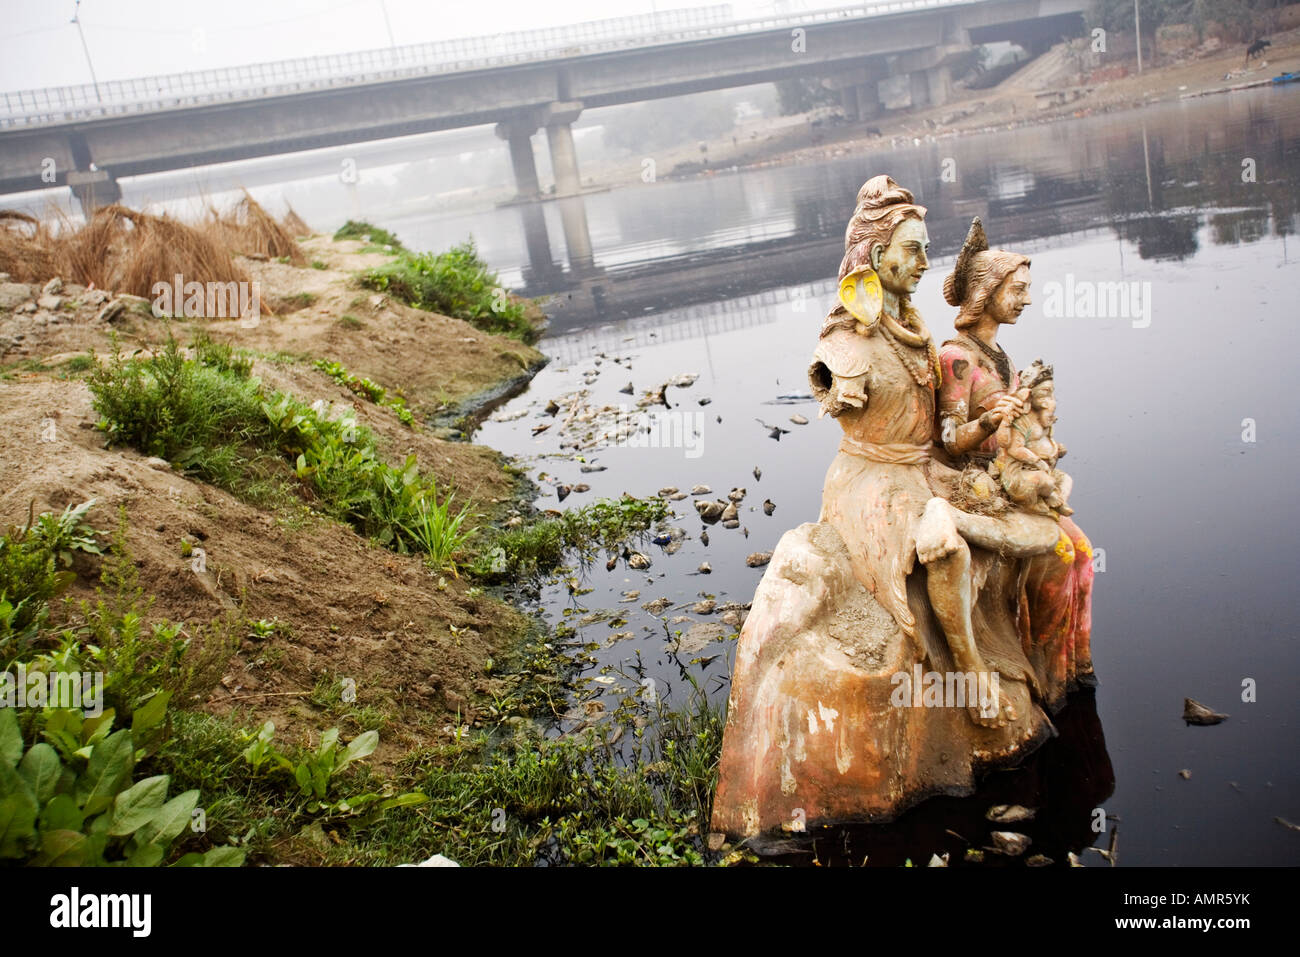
[{"left": 474, "top": 497, "right": 670, "bottom": 579}]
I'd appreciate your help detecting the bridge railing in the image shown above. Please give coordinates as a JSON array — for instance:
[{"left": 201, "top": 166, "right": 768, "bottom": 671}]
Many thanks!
[{"left": 1, "top": 0, "right": 972, "bottom": 130}]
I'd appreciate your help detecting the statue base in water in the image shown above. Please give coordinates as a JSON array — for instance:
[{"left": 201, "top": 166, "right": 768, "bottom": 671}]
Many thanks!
[{"left": 710, "top": 522, "right": 1055, "bottom": 839}]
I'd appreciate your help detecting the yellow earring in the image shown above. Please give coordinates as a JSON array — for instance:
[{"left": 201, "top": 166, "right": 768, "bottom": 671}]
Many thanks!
[{"left": 838, "top": 267, "right": 883, "bottom": 328}]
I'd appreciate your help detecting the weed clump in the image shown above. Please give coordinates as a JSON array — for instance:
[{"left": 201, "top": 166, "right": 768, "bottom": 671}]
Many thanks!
[
  {"left": 333, "top": 219, "right": 404, "bottom": 250},
  {"left": 360, "top": 239, "right": 538, "bottom": 343}
]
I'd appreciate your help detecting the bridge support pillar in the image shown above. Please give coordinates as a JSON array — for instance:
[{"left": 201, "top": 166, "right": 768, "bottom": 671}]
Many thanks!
[
  {"left": 67, "top": 168, "right": 121, "bottom": 217},
  {"left": 926, "top": 64, "right": 952, "bottom": 108},
  {"left": 495, "top": 118, "right": 542, "bottom": 202},
  {"left": 856, "top": 82, "right": 881, "bottom": 120},
  {"left": 542, "top": 101, "right": 585, "bottom": 198},
  {"left": 556, "top": 196, "right": 596, "bottom": 276}
]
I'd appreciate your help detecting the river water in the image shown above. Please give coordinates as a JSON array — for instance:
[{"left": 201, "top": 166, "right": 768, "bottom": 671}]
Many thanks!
[{"left": 338, "top": 88, "right": 1300, "bottom": 865}]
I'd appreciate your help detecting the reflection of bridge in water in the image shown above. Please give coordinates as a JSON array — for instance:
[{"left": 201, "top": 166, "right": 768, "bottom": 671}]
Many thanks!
[
  {"left": 539, "top": 219, "right": 1121, "bottom": 365},
  {"left": 525, "top": 170, "right": 1121, "bottom": 347}
]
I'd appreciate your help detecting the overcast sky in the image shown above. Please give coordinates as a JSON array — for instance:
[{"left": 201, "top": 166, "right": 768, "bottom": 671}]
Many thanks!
[{"left": 0, "top": 0, "right": 826, "bottom": 92}]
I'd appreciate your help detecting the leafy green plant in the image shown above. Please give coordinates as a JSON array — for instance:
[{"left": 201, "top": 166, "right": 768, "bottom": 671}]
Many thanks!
[
  {"left": 312, "top": 359, "right": 416, "bottom": 426},
  {"left": 191, "top": 329, "right": 253, "bottom": 379},
  {"left": 0, "top": 699, "right": 243, "bottom": 866},
  {"left": 239, "top": 721, "right": 426, "bottom": 818},
  {"left": 360, "top": 239, "right": 537, "bottom": 342}
]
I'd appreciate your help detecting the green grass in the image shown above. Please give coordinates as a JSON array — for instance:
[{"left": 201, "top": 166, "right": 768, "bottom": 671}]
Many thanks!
[
  {"left": 360, "top": 239, "right": 538, "bottom": 343},
  {"left": 336, "top": 314, "right": 364, "bottom": 329},
  {"left": 310, "top": 260, "right": 328, "bottom": 270},
  {"left": 333, "top": 219, "right": 405, "bottom": 251}
]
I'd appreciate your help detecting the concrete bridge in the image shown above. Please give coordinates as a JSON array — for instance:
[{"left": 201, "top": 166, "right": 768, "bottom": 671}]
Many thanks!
[{"left": 0, "top": 0, "right": 1087, "bottom": 213}]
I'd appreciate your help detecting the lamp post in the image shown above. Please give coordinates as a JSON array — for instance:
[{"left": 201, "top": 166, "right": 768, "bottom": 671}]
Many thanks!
[{"left": 71, "top": 0, "right": 103, "bottom": 103}]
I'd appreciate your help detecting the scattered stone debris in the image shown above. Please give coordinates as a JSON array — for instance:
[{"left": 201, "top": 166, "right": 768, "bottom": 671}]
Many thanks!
[
  {"left": 1183, "top": 697, "right": 1228, "bottom": 725},
  {"left": 692, "top": 599, "right": 716, "bottom": 615},
  {"left": 699, "top": 529, "right": 709, "bottom": 546},
  {"left": 721, "top": 502, "right": 738, "bottom": 522},
  {"left": 556, "top": 484, "right": 571, "bottom": 501},
  {"left": 1025, "top": 854, "right": 1053, "bottom": 867},
  {"left": 573, "top": 483, "right": 590, "bottom": 493},
  {"left": 658, "top": 486, "right": 679, "bottom": 496},
  {"left": 762, "top": 499, "right": 775, "bottom": 516},
  {"left": 728, "top": 487, "right": 746, "bottom": 503},
  {"left": 690, "top": 484, "right": 712, "bottom": 495},
  {"left": 721, "top": 519, "right": 740, "bottom": 529},
  {"left": 745, "top": 551, "right": 772, "bottom": 568},
  {"left": 752, "top": 466, "right": 762, "bottom": 481}
]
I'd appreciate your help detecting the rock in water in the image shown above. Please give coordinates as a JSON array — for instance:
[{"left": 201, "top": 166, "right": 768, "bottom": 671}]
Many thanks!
[
  {"left": 627, "top": 552, "right": 652, "bottom": 570},
  {"left": 1183, "top": 698, "right": 1228, "bottom": 725},
  {"left": 556, "top": 484, "right": 571, "bottom": 502},
  {"left": 790, "top": 413, "right": 809, "bottom": 425},
  {"left": 990, "top": 832, "right": 1031, "bottom": 856},
  {"left": 745, "top": 551, "right": 773, "bottom": 567},
  {"left": 728, "top": 487, "right": 747, "bottom": 503},
  {"left": 986, "top": 805, "right": 1036, "bottom": 824},
  {"left": 721, "top": 502, "right": 738, "bottom": 522},
  {"left": 753, "top": 466, "right": 762, "bottom": 481},
  {"left": 620, "top": 382, "right": 634, "bottom": 394},
  {"left": 698, "top": 562, "right": 712, "bottom": 574},
  {"left": 691, "top": 484, "right": 712, "bottom": 495},
  {"left": 763, "top": 499, "right": 776, "bottom": 516},
  {"left": 696, "top": 500, "right": 725, "bottom": 524}
]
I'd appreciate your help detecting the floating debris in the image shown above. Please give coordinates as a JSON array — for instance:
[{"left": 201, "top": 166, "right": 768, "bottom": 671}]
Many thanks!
[
  {"left": 530, "top": 423, "right": 551, "bottom": 435},
  {"left": 556, "top": 484, "right": 571, "bottom": 502},
  {"left": 619, "top": 382, "right": 634, "bottom": 395},
  {"left": 756, "top": 418, "right": 791, "bottom": 440},
  {"left": 1183, "top": 697, "right": 1229, "bottom": 725},
  {"left": 986, "top": 805, "right": 1036, "bottom": 824},
  {"left": 490, "top": 407, "right": 529, "bottom": 422},
  {"left": 605, "top": 555, "right": 618, "bottom": 571},
  {"left": 1025, "top": 854, "right": 1053, "bottom": 867},
  {"left": 573, "top": 483, "right": 590, "bottom": 493},
  {"left": 700, "top": 529, "right": 709, "bottom": 546},
  {"left": 1276, "top": 817, "right": 1300, "bottom": 833},
  {"left": 692, "top": 599, "right": 717, "bottom": 615},
  {"left": 696, "top": 500, "right": 726, "bottom": 524},
  {"left": 698, "top": 397, "right": 712, "bottom": 406},
  {"left": 544, "top": 399, "right": 560, "bottom": 416},
  {"left": 672, "top": 373, "right": 698, "bottom": 387},
  {"left": 641, "top": 597, "right": 673, "bottom": 615},
  {"left": 698, "top": 561, "right": 712, "bottom": 574},
  {"left": 790, "top": 414, "right": 809, "bottom": 425},
  {"left": 664, "top": 540, "right": 683, "bottom": 555},
  {"left": 753, "top": 466, "right": 762, "bottom": 481},
  {"left": 927, "top": 853, "right": 949, "bottom": 867},
  {"left": 745, "top": 551, "right": 773, "bottom": 568},
  {"left": 580, "top": 464, "right": 607, "bottom": 473},
  {"left": 627, "top": 552, "right": 652, "bottom": 570},
  {"left": 762, "top": 499, "right": 775, "bottom": 516},
  {"left": 989, "top": 832, "right": 1031, "bottom": 856},
  {"left": 619, "top": 590, "right": 641, "bottom": 602},
  {"left": 1178, "top": 769, "right": 1191, "bottom": 780}
]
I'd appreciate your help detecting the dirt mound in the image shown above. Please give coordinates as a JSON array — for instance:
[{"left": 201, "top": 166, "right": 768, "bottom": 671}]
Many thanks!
[{"left": 0, "top": 375, "right": 528, "bottom": 764}]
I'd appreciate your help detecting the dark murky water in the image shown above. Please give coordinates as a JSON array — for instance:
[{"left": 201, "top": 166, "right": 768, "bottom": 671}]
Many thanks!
[{"left": 409, "top": 88, "right": 1299, "bottom": 865}]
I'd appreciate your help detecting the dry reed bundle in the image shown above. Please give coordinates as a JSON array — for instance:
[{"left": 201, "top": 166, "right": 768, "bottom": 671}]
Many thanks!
[
  {"left": 281, "top": 205, "right": 311, "bottom": 238},
  {"left": 206, "top": 192, "right": 305, "bottom": 265},
  {"left": 0, "top": 210, "right": 57, "bottom": 283}
]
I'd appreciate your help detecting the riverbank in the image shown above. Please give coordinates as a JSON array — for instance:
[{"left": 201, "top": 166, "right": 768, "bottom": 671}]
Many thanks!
[{"left": 0, "top": 208, "right": 734, "bottom": 866}]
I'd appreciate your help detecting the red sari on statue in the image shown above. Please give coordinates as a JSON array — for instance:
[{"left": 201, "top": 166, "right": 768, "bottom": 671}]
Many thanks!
[{"left": 937, "top": 336, "right": 1095, "bottom": 713}]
